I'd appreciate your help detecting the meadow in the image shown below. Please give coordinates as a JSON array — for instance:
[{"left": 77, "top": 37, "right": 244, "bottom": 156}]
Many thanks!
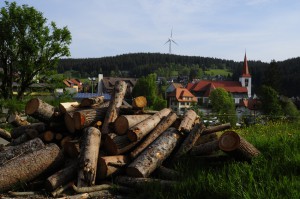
[{"left": 135, "top": 121, "right": 300, "bottom": 199}]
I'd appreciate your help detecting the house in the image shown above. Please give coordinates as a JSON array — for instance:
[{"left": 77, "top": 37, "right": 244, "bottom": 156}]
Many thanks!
[
  {"left": 236, "top": 98, "right": 261, "bottom": 123},
  {"left": 165, "top": 83, "right": 184, "bottom": 101},
  {"left": 63, "top": 78, "right": 83, "bottom": 92},
  {"left": 167, "top": 87, "right": 197, "bottom": 115},
  {"left": 186, "top": 53, "right": 252, "bottom": 105}
]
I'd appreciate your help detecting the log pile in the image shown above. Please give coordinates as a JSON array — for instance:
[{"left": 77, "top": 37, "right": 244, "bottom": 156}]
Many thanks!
[{"left": 0, "top": 80, "right": 261, "bottom": 198}]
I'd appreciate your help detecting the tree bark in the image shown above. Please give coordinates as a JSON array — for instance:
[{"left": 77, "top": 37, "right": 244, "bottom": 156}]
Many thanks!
[
  {"left": 0, "top": 143, "right": 64, "bottom": 192},
  {"left": 219, "top": 131, "right": 260, "bottom": 161},
  {"left": 63, "top": 139, "right": 80, "bottom": 158},
  {"left": 64, "top": 111, "right": 76, "bottom": 133},
  {"left": 102, "top": 81, "right": 127, "bottom": 135},
  {"left": 79, "top": 96, "right": 105, "bottom": 107},
  {"left": 72, "top": 184, "right": 112, "bottom": 193},
  {"left": 130, "top": 112, "right": 177, "bottom": 159},
  {"left": 127, "top": 108, "right": 172, "bottom": 142},
  {"left": 114, "top": 114, "right": 151, "bottom": 135},
  {"left": 59, "top": 102, "right": 80, "bottom": 114},
  {"left": 73, "top": 107, "right": 107, "bottom": 130},
  {"left": 202, "top": 123, "right": 231, "bottom": 135},
  {"left": 115, "top": 176, "right": 177, "bottom": 189},
  {"left": 0, "top": 137, "right": 45, "bottom": 166},
  {"left": 11, "top": 122, "right": 46, "bottom": 139},
  {"left": 103, "top": 133, "right": 137, "bottom": 155},
  {"left": 45, "top": 164, "right": 78, "bottom": 191},
  {"left": 0, "top": 128, "right": 11, "bottom": 142},
  {"left": 25, "top": 98, "right": 59, "bottom": 123},
  {"left": 132, "top": 96, "right": 147, "bottom": 109},
  {"left": 96, "top": 155, "right": 129, "bottom": 180},
  {"left": 7, "top": 113, "right": 30, "bottom": 127},
  {"left": 172, "top": 123, "right": 205, "bottom": 161},
  {"left": 51, "top": 181, "right": 74, "bottom": 197},
  {"left": 190, "top": 140, "right": 220, "bottom": 156},
  {"left": 177, "top": 109, "right": 198, "bottom": 133},
  {"left": 77, "top": 127, "right": 101, "bottom": 187},
  {"left": 126, "top": 127, "right": 181, "bottom": 178},
  {"left": 9, "top": 129, "right": 39, "bottom": 146},
  {"left": 194, "top": 131, "right": 223, "bottom": 146}
]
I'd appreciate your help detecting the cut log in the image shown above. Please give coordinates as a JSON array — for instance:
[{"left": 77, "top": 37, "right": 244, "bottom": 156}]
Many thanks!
[
  {"left": 9, "top": 129, "right": 39, "bottom": 146},
  {"left": 202, "top": 123, "right": 231, "bottom": 135},
  {"left": 155, "top": 166, "right": 180, "bottom": 180},
  {"left": 114, "top": 114, "right": 151, "bottom": 135},
  {"left": 103, "top": 133, "right": 137, "bottom": 155},
  {"left": 59, "top": 102, "right": 80, "bottom": 113},
  {"left": 132, "top": 96, "right": 147, "bottom": 109},
  {"left": 130, "top": 112, "right": 177, "bottom": 159},
  {"left": 8, "top": 191, "right": 37, "bottom": 196},
  {"left": 51, "top": 181, "right": 74, "bottom": 197},
  {"left": 11, "top": 122, "right": 46, "bottom": 139},
  {"left": 79, "top": 96, "right": 105, "bottom": 107},
  {"left": 0, "top": 128, "right": 11, "bottom": 142},
  {"left": 194, "top": 131, "right": 224, "bottom": 146},
  {"left": 77, "top": 127, "right": 101, "bottom": 187},
  {"left": 115, "top": 176, "right": 177, "bottom": 189},
  {"left": 177, "top": 109, "right": 198, "bottom": 133},
  {"left": 102, "top": 81, "right": 127, "bottom": 135},
  {"left": 127, "top": 108, "right": 172, "bottom": 142},
  {"left": 60, "top": 136, "right": 73, "bottom": 149},
  {"left": 7, "top": 113, "right": 30, "bottom": 127},
  {"left": 40, "top": 130, "right": 55, "bottom": 142},
  {"left": 126, "top": 127, "right": 181, "bottom": 178},
  {"left": 0, "top": 137, "right": 45, "bottom": 166},
  {"left": 73, "top": 107, "right": 107, "bottom": 130},
  {"left": 45, "top": 164, "right": 78, "bottom": 191},
  {"left": 190, "top": 140, "right": 220, "bottom": 156},
  {"left": 172, "top": 123, "right": 205, "bottom": 161},
  {"left": 0, "top": 143, "right": 64, "bottom": 192},
  {"left": 64, "top": 111, "right": 76, "bottom": 133},
  {"left": 96, "top": 155, "right": 129, "bottom": 180},
  {"left": 63, "top": 139, "right": 80, "bottom": 158},
  {"left": 25, "top": 98, "right": 58, "bottom": 123},
  {"left": 219, "top": 131, "right": 260, "bottom": 161},
  {"left": 72, "top": 184, "right": 112, "bottom": 193}
]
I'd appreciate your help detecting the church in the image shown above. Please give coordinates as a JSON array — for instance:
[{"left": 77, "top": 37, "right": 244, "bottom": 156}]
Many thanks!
[{"left": 186, "top": 53, "right": 252, "bottom": 105}]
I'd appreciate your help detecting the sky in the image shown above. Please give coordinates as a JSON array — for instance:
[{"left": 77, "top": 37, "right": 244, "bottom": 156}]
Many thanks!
[{"left": 1, "top": 0, "right": 300, "bottom": 63}]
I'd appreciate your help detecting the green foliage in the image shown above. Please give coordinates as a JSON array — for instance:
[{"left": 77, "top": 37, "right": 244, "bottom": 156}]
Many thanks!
[
  {"left": 280, "top": 97, "right": 300, "bottom": 120},
  {"left": 263, "top": 60, "right": 281, "bottom": 92},
  {"left": 0, "top": 1, "right": 71, "bottom": 100},
  {"left": 204, "top": 69, "right": 232, "bottom": 77},
  {"left": 0, "top": 97, "right": 27, "bottom": 113},
  {"left": 258, "top": 85, "right": 283, "bottom": 117},
  {"left": 209, "top": 88, "right": 237, "bottom": 125},
  {"left": 139, "top": 121, "right": 300, "bottom": 199}
]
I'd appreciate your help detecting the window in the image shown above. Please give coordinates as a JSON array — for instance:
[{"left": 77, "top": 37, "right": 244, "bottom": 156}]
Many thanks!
[{"left": 245, "top": 79, "right": 249, "bottom": 87}]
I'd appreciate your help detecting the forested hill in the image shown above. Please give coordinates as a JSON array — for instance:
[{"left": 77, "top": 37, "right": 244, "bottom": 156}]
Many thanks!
[{"left": 57, "top": 53, "right": 300, "bottom": 97}]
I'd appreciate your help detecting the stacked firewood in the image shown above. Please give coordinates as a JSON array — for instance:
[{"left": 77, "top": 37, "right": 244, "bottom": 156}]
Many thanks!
[{"left": 0, "top": 80, "right": 260, "bottom": 199}]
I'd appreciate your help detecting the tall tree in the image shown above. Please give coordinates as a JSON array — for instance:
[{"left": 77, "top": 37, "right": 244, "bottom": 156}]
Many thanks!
[
  {"left": 262, "top": 60, "right": 281, "bottom": 92},
  {"left": 0, "top": 1, "right": 71, "bottom": 99},
  {"left": 209, "top": 88, "right": 237, "bottom": 126},
  {"left": 258, "top": 85, "right": 282, "bottom": 117}
]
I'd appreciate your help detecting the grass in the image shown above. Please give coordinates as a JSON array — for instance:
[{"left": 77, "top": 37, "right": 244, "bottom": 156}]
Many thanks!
[
  {"left": 205, "top": 69, "right": 232, "bottom": 76},
  {"left": 137, "top": 121, "right": 300, "bottom": 199}
]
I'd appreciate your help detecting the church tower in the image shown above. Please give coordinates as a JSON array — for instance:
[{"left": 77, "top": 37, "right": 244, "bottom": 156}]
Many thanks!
[{"left": 239, "top": 52, "right": 252, "bottom": 97}]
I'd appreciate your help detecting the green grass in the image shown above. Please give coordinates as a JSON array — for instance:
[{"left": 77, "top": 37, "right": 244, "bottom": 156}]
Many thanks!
[
  {"left": 137, "top": 121, "right": 300, "bottom": 199},
  {"left": 205, "top": 69, "right": 232, "bottom": 76}
]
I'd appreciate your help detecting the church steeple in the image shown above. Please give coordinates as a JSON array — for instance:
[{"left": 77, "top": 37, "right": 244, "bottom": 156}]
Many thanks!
[{"left": 242, "top": 52, "right": 251, "bottom": 77}]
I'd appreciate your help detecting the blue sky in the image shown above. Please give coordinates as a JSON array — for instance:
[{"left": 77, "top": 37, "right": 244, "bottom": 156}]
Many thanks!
[{"left": 2, "top": 0, "right": 300, "bottom": 62}]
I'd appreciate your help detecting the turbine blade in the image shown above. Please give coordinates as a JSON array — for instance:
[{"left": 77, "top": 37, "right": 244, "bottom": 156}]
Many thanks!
[
  {"left": 171, "top": 40, "right": 178, "bottom": 45},
  {"left": 164, "top": 39, "right": 170, "bottom": 45}
]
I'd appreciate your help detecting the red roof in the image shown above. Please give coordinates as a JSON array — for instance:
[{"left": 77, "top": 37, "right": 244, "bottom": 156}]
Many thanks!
[
  {"left": 239, "top": 98, "right": 261, "bottom": 110},
  {"left": 188, "top": 80, "right": 248, "bottom": 94},
  {"left": 169, "top": 88, "right": 197, "bottom": 102},
  {"left": 242, "top": 53, "right": 251, "bottom": 77}
]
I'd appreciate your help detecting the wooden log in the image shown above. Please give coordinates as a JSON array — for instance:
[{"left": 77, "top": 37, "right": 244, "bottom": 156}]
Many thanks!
[
  {"left": 172, "top": 123, "right": 205, "bottom": 161},
  {"left": 8, "top": 191, "right": 38, "bottom": 196},
  {"left": 7, "top": 113, "right": 30, "bottom": 127},
  {"left": 114, "top": 114, "right": 151, "bottom": 135},
  {"left": 51, "top": 181, "right": 73, "bottom": 197},
  {"left": 59, "top": 102, "right": 80, "bottom": 113},
  {"left": 132, "top": 96, "right": 147, "bottom": 109},
  {"left": 115, "top": 176, "right": 177, "bottom": 189},
  {"left": 219, "top": 131, "right": 260, "bottom": 161},
  {"left": 57, "top": 190, "right": 128, "bottom": 199},
  {"left": 79, "top": 96, "right": 105, "bottom": 107},
  {"left": 126, "top": 127, "right": 181, "bottom": 178},
  {"left": 202, "top": 123, "right": 231, "bottom": 135},
  {"left": 63, "top": 139, "right": 80, "bottom": 158},
  {"left": 11, "top": 122, "right": 46, "bottom": 139},
  {"left": 0, "top": 137, "right": 45, "bottom": 165},
  {"left": 73, "top": 107, "right": 107, "bottom": 130},
  {"left": 130, "top": 112, "right": 177, "bottom": 159},
  {"left": 64, "top": 111, "right": 76, "bottom": 133},
  {"left": 45, "top": 164, "right": 78, "bottom": 191},
  {"left": 194, "top": 131, "right": 224, "bottom": 146},
  {"left": 102, "top": 81, "right": 127, "bottom": 135},
  {"left": 25, "top": 98, "right": 58, "bottom": 123},
  {"left": 77, "top": 127, "right": 101, "bottom": 187},
  {"left": 127, "top": 108, "right": 172, "bottom": 142},
  {"left": 190, "top": 140, "right": 220, "bottom": 156},
  {"left": 72, "top": 184, "right": 112, "bottom": 193},
  {"left": 155, "top": 166, "right": 180, "bottom": 180},
  {"left": 0, "top": 143, "right": 64, "bottom": 192},
  {"left": 40, "top": 130, "right": 55, "bottom": 142},
  {"left": 96, "top": 155, "right": 129, "bottom": 180},
  {"left": 9, "top": 129, "right": 39, "bottom": 146},
  {"left": 177, "top": 109, "right": 198, "bottom": 133},
  {"left": 0, "top": 128, "right": 11, "bottom": 142},
  {"left": 103, "top": 133, "right": 137, "bottom": 155}
]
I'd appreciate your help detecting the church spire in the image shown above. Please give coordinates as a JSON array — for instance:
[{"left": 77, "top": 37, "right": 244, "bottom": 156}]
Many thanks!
[{"left": 242, "top": 52, "right": 251, "bottom": 77}]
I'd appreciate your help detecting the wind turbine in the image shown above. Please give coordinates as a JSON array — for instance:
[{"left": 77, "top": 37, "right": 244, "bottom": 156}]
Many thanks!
[{"left": 164, "top": 28, "right": 178, "bottom": 54}]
